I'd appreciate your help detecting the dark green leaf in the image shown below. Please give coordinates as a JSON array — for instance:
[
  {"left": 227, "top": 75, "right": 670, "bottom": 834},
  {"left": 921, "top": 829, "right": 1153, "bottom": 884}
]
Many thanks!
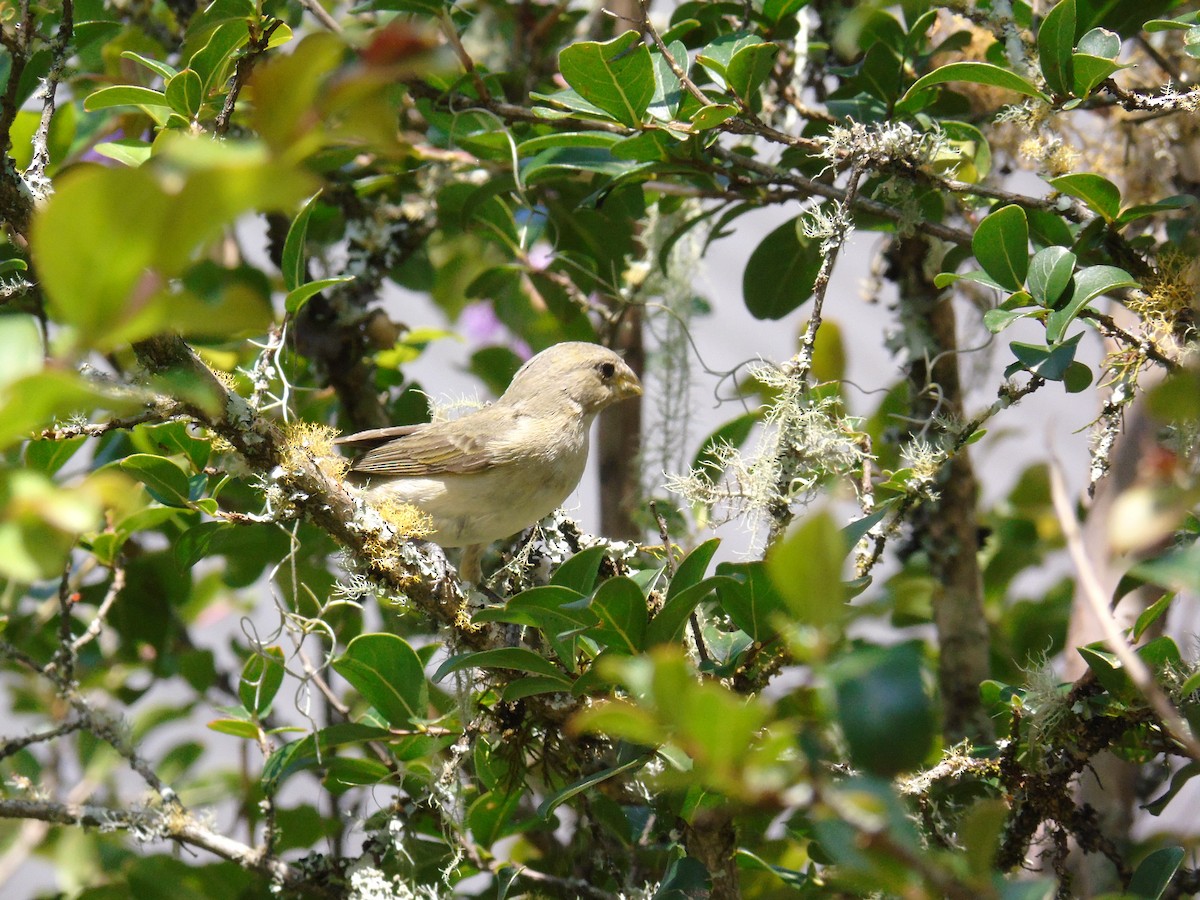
[
  {"left": 1045, "top": 264, "right": 1138, "bottom": 342},
  {"left": 1048, "top": 172, "right": 1121, "bottom": 221},
  {"left": 903, "top": 61, "right": 1049, "bottom": 102},
  {"left": 285, "top": 276, "right": 354, "bottom": 316},
  {"left": 646, "top": 577, "right": 729, "bottom": 646},
  {"left": 558, "top": 31, "right": 655, "bottom": 127},
  {"left": 433, "top": 648, "right": 571, "bottom": 684},
  {"left": 1128, "top": 847, "right": 1185, "bottom": 899},
  {"left": 332, "top": 634, "right": 428, "bottom": 728},
  {"left": 1116, "top": 194, "right": 1197, "bottom": 226},
  {"left": 1133, "top": 543, "right": 1200, "bottom": 594},
  {"left": 282, "top": 192, "right": 321, "bottom": 293},
  {"left": 726, "top": 41, "right": 779, "bottom": 100},
  {"left": 667, "top": 539, "right": 721, "bottom": 600},
  {"left": 649, "top": 41, "right": 686, "bottom": 121},
  {"left": 714, "top": 560, "right": 789, "bottom": 640},
  {"left": 829, "top": 643, "right": 935, "bottom": 775},
  {"left": 1071, "top": 52, "right": 1125, "bottom": 97},
  {"left": 239, "top": 646, "right": 285, "bottom": 717},
  {"left": 1037, "top": 0, "right": 1076, "bottom": 96},
  {"left": 119, "top": 454, "right": 193, "bottom": 507},
  {"left": 536, "top": 752, "right": 652, "bottom": 820},
  {"left": 1027, "top": 246, "right": 1076, "bottom": 306},
  {"left": 589, "top": 576, "right": 649, "bottom": 653},
  {"left": 973, "top": 205, "right": 1029, "bottom": 291},
  {"left": 1008, "top": 334, "right": 1082, "bottom": 380},
  {"left": 164, "top": 69, "right": 203, "bottom": 118},
  {"left": 552, "top": 545, "right": 609, "bottom": 593},
  {"left": 174, "top": 520, "right": 232, "bottom": 569},
  {"left": 742, "top": 217, "right": 821, "bottom": 320}
]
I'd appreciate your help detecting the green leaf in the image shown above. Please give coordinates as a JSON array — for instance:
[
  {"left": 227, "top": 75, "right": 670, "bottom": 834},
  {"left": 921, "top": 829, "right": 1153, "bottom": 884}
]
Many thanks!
[
  {"left": 432, "top": 648, "right": 571, "bottom": 684},
  {"left": 332, "top": 634, "right": 428, "bottom": 729},
  {"left": 649, "top": 41, "right": 686, "bottom": 121},
  {"left": 1128, "top": 847, "right": 1185, "bottom": 899},
  {"left": 1116, "top": 194, "right": 1197, "bottom": 226},
  {"left": 1071, "top": 52, "right": 1124, "bottom": 96},
  {"left": 903, "top": 61, "right": 1049, "bottom": 103},
  {"left": 536, "top": 751, "right": 652, "bottom": 820},
  {"left": 1008, "top": 334, "right": 1082, "bottom": 380},
  {"left": 742, "top": 217, "right": 821, "bottom": 320},
  {"left": 1048, "top": 172, "right": 1121, "bottom": 222},
  {"left": 174, "top": 520, "right": 232, "bottom": 569},
  {"left": 767, "top": 511, "right": 847, "bottom": 627},
  {"left": 120, "top": 50, "right": 179, "bottom": 81},
  {"left": 726, "top": 41, "right": 779, "bottom": 100},
  {"left": 239, "top": 646, "right": 285, "bottom": 717},
  {"left": 24, "top": 437, "right": 86, "bottom": 475},
  {"left": 165, "top": 69, "right": 203, "bottom": 118},
  {"left": 647, "top": 577, "right": 729, "bottom": 646},
  {"left": 558, "top": 31, "right": 655, "bottom": 127},
  {"left": 284, "top": 276, "right": 354, "bottom": 316},
  {"left": 1027, "top": 246, "right": 1076, "bottom": 306},
  {"left": 1037, "top": 0, "right": 1076, "bottom": 96},
  {"left": 1133, "top": 592, "right": 1175, "bottom": 642},
  {"left": 552, "top": 546, "right": 610, "bottom": 594},
  {"left": 1077, "top": 26, "right": 1121, "bottom": 58},
  {"left": 262, "top": 723, "right": 393, "bottom": 789},
  {"left": 667, "top": 539, "right": 721, "bottom": 600},
  {"left": 1044, "top": 264, "right": 1138, "bottom": 343},
  {"left": 689, "top": 102, "right": 739, "bottom": 130},
  {"left": 1132, "top": 543, "right": 1200, "bottom": 594},
  {"left": 972, "top": 205, "right": 1029, "bottom": 291},
  {"left": 92, "top": 139, "right": 153, "bottom": 168},
  {"left": 84, "top": 85, "right": 170, "bottom": 112},
  {"left": 829, "top": 643, "right": 935, "bottom": 775},
  {"left": 588, "top": 576, "right": 648, "bottom": 653},
  {"left": 207, "top": 718, "right": 260, "bottom": 739},
  {"left": 282, "top": 192, "right": 321, "bottom": 292},
  {"left": 119, "top": 454, "right": 193, "bottom": 507},
  {"left": 1077, "top": 644, "right": 1134, "bottom": 699},
  {"left": 714, "top": 560, "right": 789, "bottom": 640}
]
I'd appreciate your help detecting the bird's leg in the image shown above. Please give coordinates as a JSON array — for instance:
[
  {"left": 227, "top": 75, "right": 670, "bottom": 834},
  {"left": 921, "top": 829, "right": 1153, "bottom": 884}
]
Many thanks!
[{"left": 459, "top": 543, "right": 483, "bottom": 585}]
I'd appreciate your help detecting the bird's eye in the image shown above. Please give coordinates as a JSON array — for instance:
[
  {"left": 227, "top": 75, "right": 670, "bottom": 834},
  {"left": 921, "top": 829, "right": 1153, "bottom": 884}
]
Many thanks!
[{"left": 598, "top": 361, "right": 616, "bottom": 380}]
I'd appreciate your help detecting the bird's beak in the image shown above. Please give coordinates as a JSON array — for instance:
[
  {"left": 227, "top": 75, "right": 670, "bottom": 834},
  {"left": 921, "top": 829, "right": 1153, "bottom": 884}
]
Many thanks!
[{"left": 617, "top": 366, "right": 642, "bottom": 399}]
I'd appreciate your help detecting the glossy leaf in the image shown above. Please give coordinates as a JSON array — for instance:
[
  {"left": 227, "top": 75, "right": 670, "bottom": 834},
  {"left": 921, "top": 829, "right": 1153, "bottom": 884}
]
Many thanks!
[
  {"left": 285, "top": 276, "right": 354, "bottom": 316},
  {"left": 119, "top": 454, "right": 193, "bottom": 507},
  {"left": 433, "top": 648, "right": 571, "bottom": 684},
  {"left": 714, "top": 560, "right": 789, "bottom": 640},
  {"left": 282, "top": 192, "right": 321, "bottom": 292},
  {"left": 1008, "top": 334, "right": 1082, "bottom": 381},
  {"left": 588, "top": 577, "right": 648, "bottom": 653},
  {"left": 903, "top": 61, "right": 1049, "bottom": 103},
  {"left": 1044, "top": 264, "right": 1138, "bottom": 343},
  {"left": 1128, "top": 847, "right": 1185, "bottom": 899},
  {"left": 972, "top": 205, "right": 1029, "bottom": 291},
  {"left": 1027, "top": 246, "right": 1076, "bottom": 306},
  {"left": 332, "top": 634, "right": 428, "bottom": 728},
  {"left": 742, "top": 217, "right": 821, "bottom": 320},
  {"left": 239, "top": 646, "right": 285, "bottom": 717},
  {"left": 1048, "top": 172, "right": 1121, "bottom": 222},
  {"left": 1037, "top": 0, "right": 1075, "bottom": 96},
  {"left": 558, "top": 31, "right": 655, "bottom": 127}
]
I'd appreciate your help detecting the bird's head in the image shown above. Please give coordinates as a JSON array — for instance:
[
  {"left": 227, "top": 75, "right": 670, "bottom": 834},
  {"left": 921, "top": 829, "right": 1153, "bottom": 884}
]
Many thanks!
[{"left": 503, "top": 342, "right": 642, "bottom": 415}]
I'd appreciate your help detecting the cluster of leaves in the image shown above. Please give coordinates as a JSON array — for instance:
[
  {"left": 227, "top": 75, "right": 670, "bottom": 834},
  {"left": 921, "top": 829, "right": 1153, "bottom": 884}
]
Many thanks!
[{"left": 1, "top": 0, "right": 1199, "bottom": 898}]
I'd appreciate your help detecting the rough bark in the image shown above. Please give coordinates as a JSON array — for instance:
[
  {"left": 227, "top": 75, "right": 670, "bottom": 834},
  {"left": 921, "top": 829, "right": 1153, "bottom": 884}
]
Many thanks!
[{"left": 890, "top": 235, "right": 993, "bottom": 743}]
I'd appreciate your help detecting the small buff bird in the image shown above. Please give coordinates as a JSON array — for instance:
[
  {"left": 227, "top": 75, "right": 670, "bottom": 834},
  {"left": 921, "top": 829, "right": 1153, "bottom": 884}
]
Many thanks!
[{"left": 337, "top": 342, "right": 642, "bottom": 582}]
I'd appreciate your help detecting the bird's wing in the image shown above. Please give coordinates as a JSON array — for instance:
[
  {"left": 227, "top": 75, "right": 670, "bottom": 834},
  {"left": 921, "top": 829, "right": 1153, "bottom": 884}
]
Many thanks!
[{"left": 340, "top": 408, "right": 521, "bottom": 476}]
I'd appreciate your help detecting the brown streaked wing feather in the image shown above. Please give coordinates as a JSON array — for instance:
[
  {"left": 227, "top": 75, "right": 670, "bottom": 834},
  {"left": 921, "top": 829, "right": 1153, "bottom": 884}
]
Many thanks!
[{"left": 345, "top": 408, "right": 518, "bottom": 476}]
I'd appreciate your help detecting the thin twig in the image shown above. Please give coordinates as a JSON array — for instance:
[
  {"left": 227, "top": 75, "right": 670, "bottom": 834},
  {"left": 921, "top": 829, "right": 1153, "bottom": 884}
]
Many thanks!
[
  {"left": 23, "top": 0, "right": 73, "bottom": 192},
  {"left": 0, "top": 797, "right": 320, "bottom": 890},
  {"left": 1048, "top": 457, "right": 1200, "bottom": 764}
]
